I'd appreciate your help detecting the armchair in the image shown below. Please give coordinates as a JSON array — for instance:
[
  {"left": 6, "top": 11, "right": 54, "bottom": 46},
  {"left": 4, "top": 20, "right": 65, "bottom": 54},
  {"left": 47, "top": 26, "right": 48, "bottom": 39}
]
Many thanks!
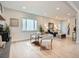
[{"left": 40, "top": 34, "right": 53, "bottom": 50}]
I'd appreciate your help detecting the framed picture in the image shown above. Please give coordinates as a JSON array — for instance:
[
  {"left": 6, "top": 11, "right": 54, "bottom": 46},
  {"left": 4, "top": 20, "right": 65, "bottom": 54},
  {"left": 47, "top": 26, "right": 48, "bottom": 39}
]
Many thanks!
[
  {"left": 10, "top": 18, "right": 19, "bottom": 27},
  {"left": 48, "top": 22, "right": 54, "bottom": 30}
]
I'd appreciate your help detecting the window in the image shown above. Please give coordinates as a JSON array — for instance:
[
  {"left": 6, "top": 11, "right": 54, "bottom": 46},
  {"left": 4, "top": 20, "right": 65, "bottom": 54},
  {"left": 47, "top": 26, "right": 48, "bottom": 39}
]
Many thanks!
[
  {"left": 22, "top": 19, "right": 37, "bottom": 31},
  {"left": 59, "top": 21, "right": 68, "bottom": 34}
]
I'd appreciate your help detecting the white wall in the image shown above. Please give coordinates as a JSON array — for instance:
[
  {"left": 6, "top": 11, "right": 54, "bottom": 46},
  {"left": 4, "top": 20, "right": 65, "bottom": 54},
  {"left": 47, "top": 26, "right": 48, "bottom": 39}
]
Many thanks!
[
  {"left": 1, "top": 7, "right": 75, "bottom": 42},
  {"left": 76, "top": 12, "right": 79, "bottom": 43},
  {"left": 1, "top": 8, "right": 57, "bottom": 42},
  {"left": 69, "top": 17, "right": 75, "bottom": 37}
]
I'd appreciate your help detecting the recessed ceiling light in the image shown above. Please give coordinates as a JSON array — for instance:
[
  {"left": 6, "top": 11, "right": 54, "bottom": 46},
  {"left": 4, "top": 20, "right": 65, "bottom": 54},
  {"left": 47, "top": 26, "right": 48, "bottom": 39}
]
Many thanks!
[
  {"left": 56, "top": 7, "right": 60, "bottom": 10},
  {"left": 22, "top": 6, "right": 26, "bottom": 9}
]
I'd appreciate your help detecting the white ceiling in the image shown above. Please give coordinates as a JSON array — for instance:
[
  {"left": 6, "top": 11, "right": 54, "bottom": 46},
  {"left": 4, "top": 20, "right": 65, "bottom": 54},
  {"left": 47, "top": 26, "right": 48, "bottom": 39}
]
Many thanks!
[
  {"left": 0, "top": 1, "right": 76, "bottom": 20},
  {"left": 71, "top": 1, "right": 79, "bottom": 10}
]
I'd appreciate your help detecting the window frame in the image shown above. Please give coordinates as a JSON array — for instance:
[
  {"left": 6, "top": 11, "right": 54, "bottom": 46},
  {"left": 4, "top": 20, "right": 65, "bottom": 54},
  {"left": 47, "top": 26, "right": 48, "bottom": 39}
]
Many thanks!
[{"left": 21, "top": 18, "right": 38, "bottom": 32}]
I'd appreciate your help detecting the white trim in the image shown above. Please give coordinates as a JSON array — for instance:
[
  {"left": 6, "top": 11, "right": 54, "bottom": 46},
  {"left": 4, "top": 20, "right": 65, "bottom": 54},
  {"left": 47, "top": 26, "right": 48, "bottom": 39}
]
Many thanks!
[{"left": 67, "top": 1, "right": 79, "bottom": 12}]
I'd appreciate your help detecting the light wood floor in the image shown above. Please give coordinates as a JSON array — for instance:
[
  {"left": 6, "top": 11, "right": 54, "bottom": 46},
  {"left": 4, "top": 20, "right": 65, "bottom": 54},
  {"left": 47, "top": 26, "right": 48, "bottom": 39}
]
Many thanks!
[{"left": 9, "top": 37, "right": 79, "bottom": 58}]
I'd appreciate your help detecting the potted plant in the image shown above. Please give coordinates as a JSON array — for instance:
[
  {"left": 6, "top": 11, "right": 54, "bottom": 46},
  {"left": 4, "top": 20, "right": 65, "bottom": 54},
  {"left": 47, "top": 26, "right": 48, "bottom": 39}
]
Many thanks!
[
  {"left": 5, "top": 24, "right": 10, "bottom": 33},
  {"left": 4, "top": 24, "right": 10, "bottom": 42},
  {"left": 39, "top": 25, "right": 44, "bottom": 34}
]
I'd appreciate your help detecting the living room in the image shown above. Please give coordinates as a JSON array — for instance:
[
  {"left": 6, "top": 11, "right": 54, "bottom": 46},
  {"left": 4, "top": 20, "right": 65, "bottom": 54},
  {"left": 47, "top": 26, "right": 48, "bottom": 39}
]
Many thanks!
[
  {"left": 0, "top": 1, "right": 76, "bottom": 41},
  {"left": 0, "top": 1, "right": 78, "bottom": 58}
]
